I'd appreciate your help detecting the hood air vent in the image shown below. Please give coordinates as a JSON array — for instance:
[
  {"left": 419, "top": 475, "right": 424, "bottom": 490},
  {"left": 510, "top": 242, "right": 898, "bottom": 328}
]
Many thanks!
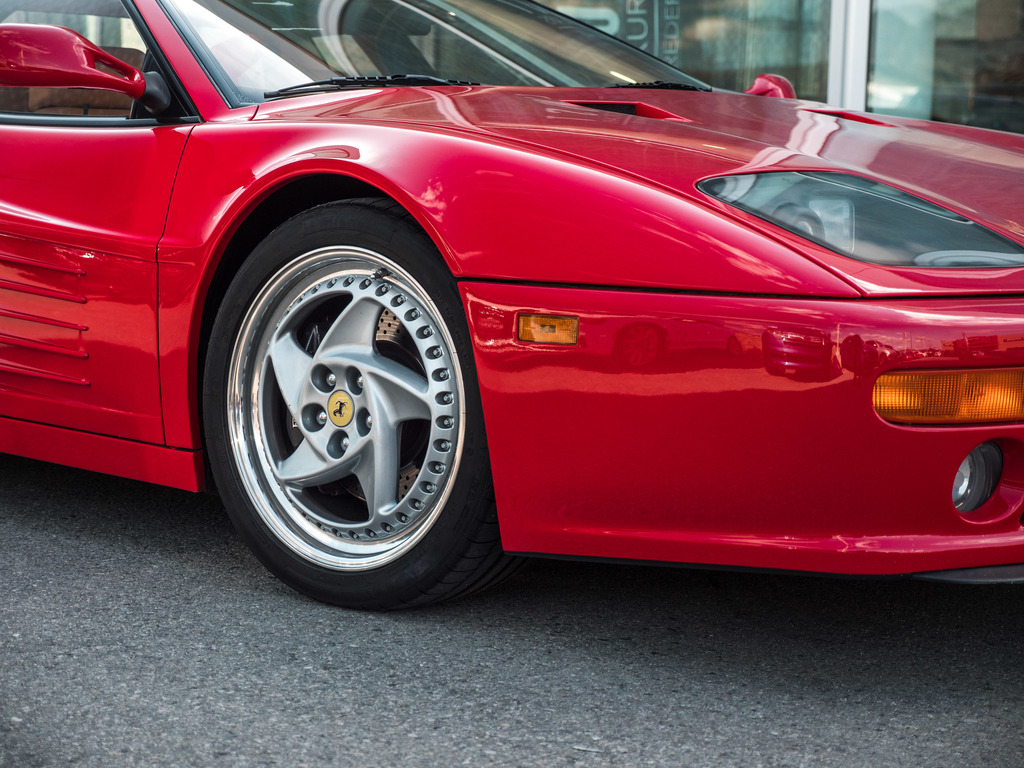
[{"left": 566, "top": 101, "right": 691, "bottom": 122}]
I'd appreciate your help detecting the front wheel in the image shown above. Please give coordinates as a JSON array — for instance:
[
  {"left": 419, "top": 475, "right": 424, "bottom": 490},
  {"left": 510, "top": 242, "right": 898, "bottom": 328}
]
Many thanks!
[{"left": 204, "top": 199, "right": 516, "bottom": 609}]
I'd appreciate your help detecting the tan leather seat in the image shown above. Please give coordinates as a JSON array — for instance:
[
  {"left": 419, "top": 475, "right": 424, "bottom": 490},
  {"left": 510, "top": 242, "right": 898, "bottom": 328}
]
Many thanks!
[
  {"left": 0, "top": 86, "right": 28, "bottom": 113},
  {"left": 28, "top": 47, "right": 145, "bottom": 116}
]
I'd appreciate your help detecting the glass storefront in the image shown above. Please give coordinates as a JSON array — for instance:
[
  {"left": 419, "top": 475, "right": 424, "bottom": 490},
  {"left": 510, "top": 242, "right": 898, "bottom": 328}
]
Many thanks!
[
  {"left": 540, "top": 0, "right": 1024, "bottom": 134},
  {"left": 545, "top": 0, "right": 831, "bottom": 100},
  {"left": 869, "top": 0, "right": 1024, "bottom": 133}
]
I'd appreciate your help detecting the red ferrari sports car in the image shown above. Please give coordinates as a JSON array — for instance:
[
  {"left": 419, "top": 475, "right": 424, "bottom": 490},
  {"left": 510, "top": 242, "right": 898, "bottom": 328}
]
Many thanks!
[{"left": 3, "top": 0, "right": 1024, "bottom": 609}]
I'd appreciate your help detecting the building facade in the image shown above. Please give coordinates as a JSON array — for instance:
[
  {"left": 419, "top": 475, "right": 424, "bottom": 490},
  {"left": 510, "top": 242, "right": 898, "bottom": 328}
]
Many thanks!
[{"left": 542, "top": 0, "right": 1024, "bottom": 134}]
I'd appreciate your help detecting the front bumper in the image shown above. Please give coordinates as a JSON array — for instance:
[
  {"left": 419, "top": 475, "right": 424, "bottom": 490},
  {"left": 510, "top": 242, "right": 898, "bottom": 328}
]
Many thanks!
[{"left": 462, "top": 282, "right": 1024, "bottom": 575}]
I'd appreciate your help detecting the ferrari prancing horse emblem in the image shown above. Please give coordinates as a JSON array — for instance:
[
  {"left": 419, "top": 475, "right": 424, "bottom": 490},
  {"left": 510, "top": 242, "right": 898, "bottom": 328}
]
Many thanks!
[{"left": 327, "top": 391, "right": 354, "bottom": 427}]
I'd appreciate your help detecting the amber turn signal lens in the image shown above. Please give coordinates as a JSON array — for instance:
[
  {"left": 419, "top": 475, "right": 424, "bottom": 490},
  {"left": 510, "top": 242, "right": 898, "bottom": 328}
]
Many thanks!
[
  {"left": 517, "top": 314, "right": 579, "bottom": 345},
  {"left": 873, "top": 369, "right": 1024, "bottom": 424}
]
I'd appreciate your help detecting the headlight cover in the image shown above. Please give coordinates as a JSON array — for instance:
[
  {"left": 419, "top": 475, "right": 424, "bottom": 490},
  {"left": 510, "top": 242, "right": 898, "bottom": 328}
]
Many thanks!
[{"left": 698, "top": 171, "right": 1024, "bottom": 268}]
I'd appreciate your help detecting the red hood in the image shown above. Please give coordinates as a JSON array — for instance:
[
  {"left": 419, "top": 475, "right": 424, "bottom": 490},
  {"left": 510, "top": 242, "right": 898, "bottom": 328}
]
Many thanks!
[{"left": 257, "top": 86, "right": 1024, "bottom": 297}]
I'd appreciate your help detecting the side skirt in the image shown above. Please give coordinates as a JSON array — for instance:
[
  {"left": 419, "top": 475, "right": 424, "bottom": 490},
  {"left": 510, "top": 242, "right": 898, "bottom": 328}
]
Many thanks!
[{"left": 0, "top": 415, "right": 204, "bottom": 492}]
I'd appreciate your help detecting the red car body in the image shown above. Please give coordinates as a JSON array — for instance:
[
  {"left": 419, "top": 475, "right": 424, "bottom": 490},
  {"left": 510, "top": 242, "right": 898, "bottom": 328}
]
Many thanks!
[{"left": 3, "top": 0, "right": 1024, "bottom": 605}]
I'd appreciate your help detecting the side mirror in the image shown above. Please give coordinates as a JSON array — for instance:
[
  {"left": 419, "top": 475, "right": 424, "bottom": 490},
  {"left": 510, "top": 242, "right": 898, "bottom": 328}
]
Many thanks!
[
  {"left": 745, "top": 74, "right": 797, "bottom": 100},
  {"left": 0, "top": 23, "right": 171, "bottom": 114}
]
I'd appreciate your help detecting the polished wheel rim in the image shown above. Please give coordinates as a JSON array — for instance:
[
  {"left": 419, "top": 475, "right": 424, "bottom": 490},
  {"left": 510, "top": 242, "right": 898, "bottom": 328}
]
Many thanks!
[{"left": 227, "top": 246, "right": 465, "bottom": 570}]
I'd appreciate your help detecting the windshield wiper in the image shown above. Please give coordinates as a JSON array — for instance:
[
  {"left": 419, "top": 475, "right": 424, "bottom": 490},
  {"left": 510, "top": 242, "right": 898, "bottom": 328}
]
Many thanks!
[
  {"left": 606, "top": 81, "right": 711, "bottom": 92},
  {"left": 265, "top": 75, "right": 481, "bottom": 99}
]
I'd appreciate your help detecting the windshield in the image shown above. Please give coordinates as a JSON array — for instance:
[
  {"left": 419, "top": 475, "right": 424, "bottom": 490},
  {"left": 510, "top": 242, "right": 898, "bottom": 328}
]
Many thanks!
[{"left": 161, "top": 0, "right": 707, "bottom": 104}]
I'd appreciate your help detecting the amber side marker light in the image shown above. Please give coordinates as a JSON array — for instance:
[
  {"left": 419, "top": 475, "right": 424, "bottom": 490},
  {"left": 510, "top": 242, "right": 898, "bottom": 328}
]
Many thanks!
[
  {"left": 517, "top": 314, "right": 579, "bottom": 345},
  {"left": 873, "top": 369, "right": 1024, "bottom": 424}
]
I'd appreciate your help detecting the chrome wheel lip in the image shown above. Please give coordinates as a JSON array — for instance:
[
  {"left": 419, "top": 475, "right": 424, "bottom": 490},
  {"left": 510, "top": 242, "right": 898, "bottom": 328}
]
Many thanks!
[{"left": 226, "top": 246, "right": 466, "bottom": 572}]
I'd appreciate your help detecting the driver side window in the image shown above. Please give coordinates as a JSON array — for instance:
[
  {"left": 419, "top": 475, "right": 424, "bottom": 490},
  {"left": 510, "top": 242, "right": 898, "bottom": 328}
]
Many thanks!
[{"left": 0, "top": 1, "right": 147, "bottom": 117}]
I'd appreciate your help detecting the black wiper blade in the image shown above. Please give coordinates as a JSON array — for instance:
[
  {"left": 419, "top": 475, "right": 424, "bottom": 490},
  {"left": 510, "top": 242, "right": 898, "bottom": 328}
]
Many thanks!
[
  {"left": 264, "top": 74, "right": 481, "bottom": 98},
  {"left": 606, "top": 80, "right": 711, "bottom": 92}
]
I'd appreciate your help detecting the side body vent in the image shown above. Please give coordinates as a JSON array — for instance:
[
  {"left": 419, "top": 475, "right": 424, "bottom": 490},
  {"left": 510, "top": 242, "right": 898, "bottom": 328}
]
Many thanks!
[{"left": 0, "top": 231, "right": 163, "bottom": 442}]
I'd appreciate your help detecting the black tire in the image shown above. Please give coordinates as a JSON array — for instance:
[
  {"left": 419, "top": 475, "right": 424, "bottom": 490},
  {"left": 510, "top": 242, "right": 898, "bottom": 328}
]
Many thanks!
[{"left": 203, "top": 198, "right": 519, "bottom": 609}]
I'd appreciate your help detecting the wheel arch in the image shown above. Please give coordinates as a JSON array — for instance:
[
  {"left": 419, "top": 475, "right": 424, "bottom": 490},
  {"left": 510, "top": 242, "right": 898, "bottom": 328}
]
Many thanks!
[{"left": 191, "top": 173, "right": 446, "bottom": 466}]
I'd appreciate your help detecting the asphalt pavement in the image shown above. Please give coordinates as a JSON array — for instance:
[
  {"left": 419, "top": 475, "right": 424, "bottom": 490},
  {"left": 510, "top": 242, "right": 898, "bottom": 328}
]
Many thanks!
[{"left": 2, "top": 453, "right": 1023, "bottom": 767}]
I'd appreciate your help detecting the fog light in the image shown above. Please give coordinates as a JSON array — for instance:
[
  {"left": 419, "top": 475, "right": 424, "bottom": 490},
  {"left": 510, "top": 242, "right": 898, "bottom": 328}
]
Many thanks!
[{"left": 953, "top": 442, "right": 1002, "bottom": 513}]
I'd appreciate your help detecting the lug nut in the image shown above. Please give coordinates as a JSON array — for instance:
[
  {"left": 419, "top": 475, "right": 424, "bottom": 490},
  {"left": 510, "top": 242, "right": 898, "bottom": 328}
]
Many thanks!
[{"left": 317, "top": 410, "right": 327, "bottom": 425}]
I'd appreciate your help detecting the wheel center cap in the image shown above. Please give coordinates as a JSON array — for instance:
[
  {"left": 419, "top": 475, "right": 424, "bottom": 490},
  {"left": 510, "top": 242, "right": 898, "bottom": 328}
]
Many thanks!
[{"left": 327, "top": 391, "right": 354, "bottom": 427}]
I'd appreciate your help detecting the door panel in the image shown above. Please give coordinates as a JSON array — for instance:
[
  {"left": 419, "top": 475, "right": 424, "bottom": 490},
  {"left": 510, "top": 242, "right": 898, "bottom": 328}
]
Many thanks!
[
  {"left": 0, "top": 0, "right": 195, "bottom": 444},
  {"left": 0, "top": 123, "right": 191, "bottom": 444}
]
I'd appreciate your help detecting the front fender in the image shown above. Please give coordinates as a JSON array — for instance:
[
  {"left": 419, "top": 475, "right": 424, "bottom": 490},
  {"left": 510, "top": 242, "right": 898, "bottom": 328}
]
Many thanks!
[{"left": 156, "top": 119, "right": 858, "bottom": 450}]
